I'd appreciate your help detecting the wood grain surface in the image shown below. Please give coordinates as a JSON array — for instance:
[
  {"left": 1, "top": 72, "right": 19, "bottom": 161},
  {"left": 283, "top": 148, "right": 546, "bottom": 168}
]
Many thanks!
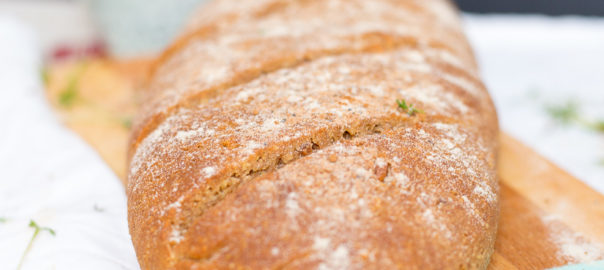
[{"left": 45, "top": 59, "right": 604, "bottom": 269}]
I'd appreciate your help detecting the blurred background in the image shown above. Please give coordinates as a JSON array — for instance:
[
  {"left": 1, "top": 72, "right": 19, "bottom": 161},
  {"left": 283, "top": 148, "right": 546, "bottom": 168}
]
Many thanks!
[
  {"left": 1, "top": 0, "right": 603, "bottom": 59},
  {"left": 457, "top": 0, "right": 604, "bottom": 15}
]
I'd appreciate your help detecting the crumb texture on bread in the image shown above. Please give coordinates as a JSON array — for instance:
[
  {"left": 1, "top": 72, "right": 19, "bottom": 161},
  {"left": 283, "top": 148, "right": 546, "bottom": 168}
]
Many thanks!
[{"left": 127, "top": 0, "right": 499, "bottom": 269}]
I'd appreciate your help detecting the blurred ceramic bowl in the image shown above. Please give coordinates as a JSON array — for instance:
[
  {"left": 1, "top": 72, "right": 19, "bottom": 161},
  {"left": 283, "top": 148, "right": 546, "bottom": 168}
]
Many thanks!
[{"left": 84, "top": 0, "right": 204, "bottom": 58}]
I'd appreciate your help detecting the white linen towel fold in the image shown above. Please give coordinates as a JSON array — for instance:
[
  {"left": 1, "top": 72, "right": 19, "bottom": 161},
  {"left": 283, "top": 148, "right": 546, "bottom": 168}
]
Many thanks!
[{"left": 0, "top": 17, "right": 139, "bottom": 270}]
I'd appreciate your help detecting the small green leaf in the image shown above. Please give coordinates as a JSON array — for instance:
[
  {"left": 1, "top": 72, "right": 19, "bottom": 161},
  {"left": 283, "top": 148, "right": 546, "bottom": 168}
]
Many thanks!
[
  {"left": 0, "top": 217, "right": 6, "bottom": 223},
  {"left": 120, "top": 117, "right": 132, "bottom": 129},
  {"left": 18, "top": 220, "right": 55, "bottom": 270},
  {"left": 545, "top": 100, "right": 579, "bottom": 125},
  {"left": 58, "top": 78, "right": 78, "bottom": 107},
  {"left": 408, "top": 106, "right": 423, "bottom": 116},
  {"left": 591, "top": 120, "right": 604, "bottom": 132},
  {"left": 396, "top": 99, "right": 422, "bottom": 116},
  {"left": 545, "top": 100, "right": 604, "bottom": 134},
  {"left": 41, "top": 68, "right": 49, "bottom": 87},
  {"left": 396, "top": 99, "right": 408, "bottom": 110},
  {"left": 28, "top": 220, "right": 55, "bottom": 235},
  {"left": 57, "top": 63, "right": 89, "bottom": 108}
]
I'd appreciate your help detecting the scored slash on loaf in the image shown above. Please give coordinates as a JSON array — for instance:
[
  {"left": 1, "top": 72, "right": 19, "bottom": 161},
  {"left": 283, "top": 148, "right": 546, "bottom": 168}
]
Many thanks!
[{"left": 127, "top": 0, "right": 500, "bottom": 269}]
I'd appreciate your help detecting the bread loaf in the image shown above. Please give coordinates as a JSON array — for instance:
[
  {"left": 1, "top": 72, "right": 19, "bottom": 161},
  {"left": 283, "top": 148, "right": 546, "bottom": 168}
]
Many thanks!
[{"left": 127, "top": 0, "right": 500, "bottom": 269}]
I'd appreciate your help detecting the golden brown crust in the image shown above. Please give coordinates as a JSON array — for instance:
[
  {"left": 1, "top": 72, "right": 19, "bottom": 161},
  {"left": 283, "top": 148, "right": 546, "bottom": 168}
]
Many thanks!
[
  {"left": 126, "top": 0, "right": 476, "bottom": 159},
  {"left": 127, "top": 0, "right": 499, "bottom": 269}
]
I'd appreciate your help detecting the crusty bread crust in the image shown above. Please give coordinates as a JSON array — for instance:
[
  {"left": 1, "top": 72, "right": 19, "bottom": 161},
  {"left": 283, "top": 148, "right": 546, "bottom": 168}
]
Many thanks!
[{"left": 127, "top": 0, "right": 499, "bottom": 269}]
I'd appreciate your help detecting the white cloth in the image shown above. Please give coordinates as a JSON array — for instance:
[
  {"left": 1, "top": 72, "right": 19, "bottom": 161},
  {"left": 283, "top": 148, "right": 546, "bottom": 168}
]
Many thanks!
[
  {"left": 465, "top": 15, "right": 604, "bottom": 193},
  {"left": 0, "top": 13, "right": 603, "bottom": 270},
  {"left": 0, "top": 17, "right": 139, "bottom": 270}
]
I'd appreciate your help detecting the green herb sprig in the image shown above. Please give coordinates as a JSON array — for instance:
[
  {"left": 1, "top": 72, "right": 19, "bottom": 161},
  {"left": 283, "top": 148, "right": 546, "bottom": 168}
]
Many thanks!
[
  {"left": 17, "top": 220, "right": 56, "bottom": 270},
  {"left": 396, "top": 99, "right": 423, "bottom": 116},
  {"left": 545, "top": 101, "right": 580, "bottom": 125},
  {"left": 591, "top": 120, "right": 604, "bottom": 133},
  {"left": 57, "top": 62, "right": 89, "bottom": 108},
  {"left": 0, "top": 217, "right": 6, "bottom": 223},
  {"left": 545, "top": 100, "right": 604, "bottom": 133},
  {"left": 58, "top": 78, "right": 78, "bottom": 107},
  {"left": 120, "top": 117, "right": 132, "bottom": 129},
  {"left": 40, "top": 68, "right": 49, "bottom": 87}
]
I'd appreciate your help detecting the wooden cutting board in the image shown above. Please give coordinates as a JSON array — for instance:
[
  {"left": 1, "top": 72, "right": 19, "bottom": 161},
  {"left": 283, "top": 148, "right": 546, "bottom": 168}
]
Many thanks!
[{"left": 45, "top": 59, "right": 604, "bottom": 269}]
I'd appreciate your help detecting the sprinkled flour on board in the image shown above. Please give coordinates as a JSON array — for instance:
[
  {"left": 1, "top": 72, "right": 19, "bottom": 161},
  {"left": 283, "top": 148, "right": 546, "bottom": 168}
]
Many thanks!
[
  {"left": 542, "top": 215, "right": 604, "bottom": 263},
  {"left": 556, "top": 234, "right": 604, "bottom": 263}
]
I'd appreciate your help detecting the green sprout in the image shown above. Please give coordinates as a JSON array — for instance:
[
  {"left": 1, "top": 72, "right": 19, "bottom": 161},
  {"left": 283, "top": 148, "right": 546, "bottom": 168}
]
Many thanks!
[
  {"left": 0, "top": 217, "right": 6, "bottom": 223},
  {"left": 539, "top": 94, "right": 604, "bottom": 166},
  {"left": 40, "top": 68, "right": 49, "bottom": 87},
  {"left": 57, "top": 62, "right": 89, "bottom": 108},
  {"left": 591, "top": 120, "right": 604, "bottom": 133},
  {"left": 396, "top": 99, "right": 423, "bottom": 116},
  {"left": 545, "top": 100, "right": 604, "bottom": 133},
  {"left": 17, "top": 220, "right": 56, "bottom": 270},
  {"left": 120, "top": 117, "right": 132, "bottom": 129},
  {"left": 58, "top": 77, "right": 79, "bottom": 107},
  {"left": 545, "top": 100, "right": 580, "bottom": 125}
]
